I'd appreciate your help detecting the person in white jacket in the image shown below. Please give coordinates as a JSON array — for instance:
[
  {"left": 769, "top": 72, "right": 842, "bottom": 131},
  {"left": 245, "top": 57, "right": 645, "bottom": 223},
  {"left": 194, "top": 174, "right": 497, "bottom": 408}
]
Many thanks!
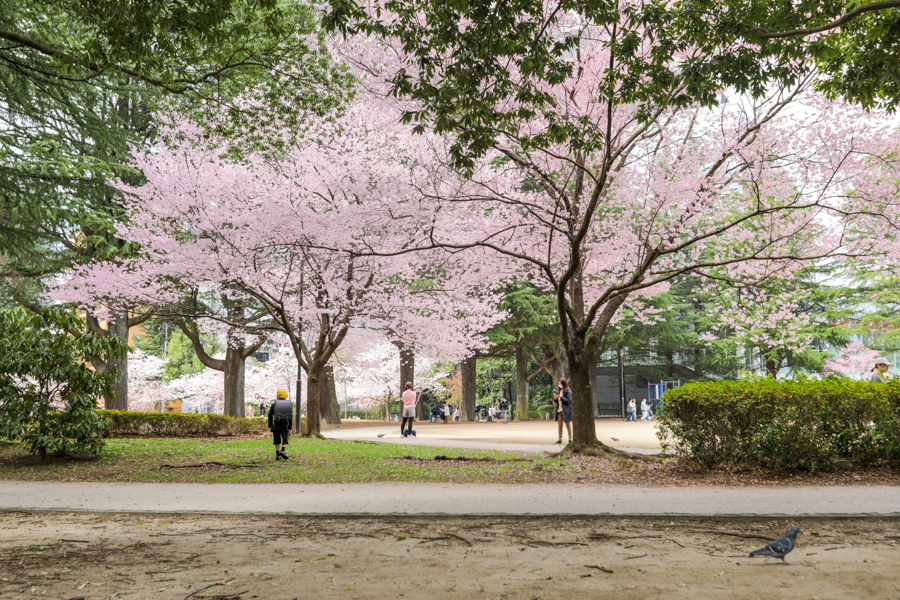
[{"left": 626, "top": 398, "right": 637, "bottom": 422}]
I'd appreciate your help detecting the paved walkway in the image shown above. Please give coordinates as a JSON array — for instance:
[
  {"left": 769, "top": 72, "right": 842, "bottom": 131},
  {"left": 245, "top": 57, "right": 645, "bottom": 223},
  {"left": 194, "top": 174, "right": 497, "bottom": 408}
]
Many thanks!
[{"left": 2, "top": 481, "right": 898, "bottom": 518}]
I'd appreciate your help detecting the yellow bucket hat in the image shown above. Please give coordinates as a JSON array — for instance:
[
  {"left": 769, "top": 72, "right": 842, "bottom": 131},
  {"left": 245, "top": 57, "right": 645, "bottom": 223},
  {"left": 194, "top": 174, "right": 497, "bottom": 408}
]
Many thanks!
[{"left": 276, "top": 389, "right": 288, "bottom": 400}]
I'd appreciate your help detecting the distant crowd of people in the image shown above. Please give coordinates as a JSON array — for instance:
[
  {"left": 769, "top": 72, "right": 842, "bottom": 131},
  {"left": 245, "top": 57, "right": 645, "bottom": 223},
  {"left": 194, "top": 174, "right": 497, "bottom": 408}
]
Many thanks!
[
  {"left": 430, "top": 402, "right": 460, "bottom": 423},
  {"left": 625, "top": 397, "right": 657, "bottom": 422}
]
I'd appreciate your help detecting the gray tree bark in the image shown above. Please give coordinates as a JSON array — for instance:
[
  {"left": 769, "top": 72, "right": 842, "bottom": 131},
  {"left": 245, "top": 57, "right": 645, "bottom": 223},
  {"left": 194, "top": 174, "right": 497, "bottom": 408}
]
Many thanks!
[
  {"left": 394, "top": 341, "right": 421, "bottom": 420},
  {"left": 305, "top": 359, "right": 324, "bottom": 437},
  {"left": 222, "top": 345, "right": 247, "bottom": 417},
  {"left": 320, "top": 363, "right": 342, "bottom": 424},
  {"left": 105, "top": 310, "right": 130, "bottom": 411},
  {"left": 460, "top": 356, "right": 477, "bottom": 421}
]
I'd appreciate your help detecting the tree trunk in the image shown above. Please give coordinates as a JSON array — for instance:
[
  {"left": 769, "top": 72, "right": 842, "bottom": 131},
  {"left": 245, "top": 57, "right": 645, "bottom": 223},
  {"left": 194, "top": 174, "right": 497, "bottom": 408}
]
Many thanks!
[
  {"left": 588, "top": 359, "right": 598, "bottom": 418},
  {"left": 460, "top": 356, "right": 477, "bottom": 421},
  {"left": 105, "top": 311, "right": 130, "bottom": 411},
  {"left": 320, "top": 363, "right": 341, "bottom": 425},
  {"left": 515, "top": 346, "right": 529, "bottom": 420},
  {"left": 618, "top": 345, "right": 626, "bottom": 419},
  {"left": 394, "top": 342, "right": 421, "bottom": 420},
  {"left": 304, "top": 361, "right": 324, "bottom": 437},
  {"left": 569, "top": 355, "right": 600, "bottom": 446},
  {"left": 766, "top": 358, "right": 779, "bottom": 379},
  {"left": 222, "top": 345, "right": 246, "bottom": 417}
]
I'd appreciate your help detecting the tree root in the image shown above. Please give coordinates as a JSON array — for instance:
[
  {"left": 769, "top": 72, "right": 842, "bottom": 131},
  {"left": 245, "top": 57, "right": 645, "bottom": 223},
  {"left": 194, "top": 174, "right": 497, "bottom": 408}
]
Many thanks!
[
  {"left": 395, "top": 455, "right": 531, "bottom": 463},
  {"left": 300, "top": 431, "right": 327, "bottom": 440},
  {"left": 561, "top": 442, "right": 668, "bottom": 466},
  {"left": 158, "top": 462, "right": 262, "bottom": 470}
]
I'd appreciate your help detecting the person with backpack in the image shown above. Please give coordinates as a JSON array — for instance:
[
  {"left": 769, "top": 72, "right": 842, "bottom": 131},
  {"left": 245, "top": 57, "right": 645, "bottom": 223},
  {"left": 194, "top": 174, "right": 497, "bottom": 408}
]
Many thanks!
[
  {"left": 499, "top": 397, "right": 510, "bottom": 423},
  {"left": 268, "top": 389, "right": 293, "bottom": 461}
]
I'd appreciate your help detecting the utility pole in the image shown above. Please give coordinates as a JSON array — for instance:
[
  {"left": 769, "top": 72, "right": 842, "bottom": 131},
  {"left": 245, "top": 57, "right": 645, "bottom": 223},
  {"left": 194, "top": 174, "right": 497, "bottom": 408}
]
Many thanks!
[
  {"left": 295, "top": 270, "right": 304, "bottom": 434},
  {"left": 618, "top": 345, "right": 625, "bottom": 420}
]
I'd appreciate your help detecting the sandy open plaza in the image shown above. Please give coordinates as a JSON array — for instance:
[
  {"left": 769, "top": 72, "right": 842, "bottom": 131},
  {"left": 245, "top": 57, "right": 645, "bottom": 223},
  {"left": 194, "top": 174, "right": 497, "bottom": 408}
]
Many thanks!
[{"left": 326, "top": 418, "right": 663, "bottom": 454}]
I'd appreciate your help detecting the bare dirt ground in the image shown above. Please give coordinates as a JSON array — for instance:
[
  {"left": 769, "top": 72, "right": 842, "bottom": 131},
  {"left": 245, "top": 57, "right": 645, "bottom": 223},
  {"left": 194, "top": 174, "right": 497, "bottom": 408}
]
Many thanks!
[{"left": 1, "top": 512, "right": 898, "bottom": 600}]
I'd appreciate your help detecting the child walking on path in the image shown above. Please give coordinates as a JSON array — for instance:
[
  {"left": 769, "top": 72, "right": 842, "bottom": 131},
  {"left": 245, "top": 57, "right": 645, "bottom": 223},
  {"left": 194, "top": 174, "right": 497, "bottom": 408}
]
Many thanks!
[{"left": 268, "top": 389, "right": 293, "bottom": 461}]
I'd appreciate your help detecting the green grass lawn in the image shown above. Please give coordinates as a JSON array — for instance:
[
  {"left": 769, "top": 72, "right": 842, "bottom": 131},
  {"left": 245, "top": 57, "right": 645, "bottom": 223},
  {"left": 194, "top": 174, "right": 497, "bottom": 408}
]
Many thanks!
[
  {"left": 2, "top": 437, "right": 896, "bottom": 486},
  {"left": 0, "top": 437, "right": 579, "bottom": 484}
]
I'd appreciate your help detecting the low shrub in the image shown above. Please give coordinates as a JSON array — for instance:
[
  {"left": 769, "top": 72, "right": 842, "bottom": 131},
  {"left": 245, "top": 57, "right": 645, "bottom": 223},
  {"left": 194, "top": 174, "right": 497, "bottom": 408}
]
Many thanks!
[
  {"left": 100, "top": 411, "right": 307, "bottom": 438},
  {"left": 0, "top": 307, "right": 126, "bottom": 458},
  {"left": 530, "top": 404, "right": 556, "bottom": 420},
  {"left": 657, "top": 378, "right": 900, "bottom": 470}
]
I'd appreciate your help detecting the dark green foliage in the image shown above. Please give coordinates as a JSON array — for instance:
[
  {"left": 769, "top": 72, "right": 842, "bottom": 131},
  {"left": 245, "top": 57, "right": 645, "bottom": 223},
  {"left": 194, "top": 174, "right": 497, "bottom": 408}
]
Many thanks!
[
  {"left": 658, "top": 378, "right": 900, "bottom": 471},
  {"left": 100, "top": 410, "right": 275, "bottom": 438},
  {"left": 0, "top": 307, "right": 126, "bottom": 458},
  {"left": 0, "top": 0, "right": 351, "bottom": 288}
]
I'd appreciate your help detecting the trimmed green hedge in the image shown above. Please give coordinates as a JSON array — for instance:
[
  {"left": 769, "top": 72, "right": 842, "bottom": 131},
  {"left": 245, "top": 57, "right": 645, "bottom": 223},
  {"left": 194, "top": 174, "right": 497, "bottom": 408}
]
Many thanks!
[
  {"left": 100, "top": 411, "right": 307, "bottom": 438},
  {"left": 657, "top": 378, "right": 900, "bottom": 471}
]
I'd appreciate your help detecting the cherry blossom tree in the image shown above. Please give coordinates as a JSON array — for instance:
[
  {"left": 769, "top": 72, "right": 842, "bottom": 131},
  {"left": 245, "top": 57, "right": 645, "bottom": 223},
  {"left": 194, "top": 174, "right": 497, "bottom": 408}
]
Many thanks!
[
  {"left": 127, "top": 350, "right": 171, "bottom": 413},
  {"left": 53, "top": 83, "right": 507, "bottom": 436},
  {"left": 335, "top": 338, "right": 447, "bottom": 419},
  {"left": 245, "top": 350, "right": 304, "bottom": 410},
  {"left": 169, "top": 368, "right": 226, "bottom": 414},
  {"left": 823, "top": 342, "right": 885, "bottom": 380},
  {"left": 326, "top": 28, "right": 900, "bottom": 454}
]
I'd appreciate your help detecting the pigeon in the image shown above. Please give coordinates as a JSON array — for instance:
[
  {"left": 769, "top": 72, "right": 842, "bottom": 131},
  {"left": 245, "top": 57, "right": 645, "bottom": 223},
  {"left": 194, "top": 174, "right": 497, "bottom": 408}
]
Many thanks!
[
  {"left": 749, "top": 526, "right": 803, "bottom": 565},
  {"left": 377, "top": 434, "right": 386, "bottom": 438},
  {"left": 611, "top": 437, "right": 619, "bottom": 441}
]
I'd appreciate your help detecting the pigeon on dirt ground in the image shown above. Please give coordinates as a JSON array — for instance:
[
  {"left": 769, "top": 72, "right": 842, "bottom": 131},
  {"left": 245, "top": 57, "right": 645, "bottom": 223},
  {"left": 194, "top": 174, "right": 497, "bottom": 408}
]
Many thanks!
[
  {"left": 749, "top": 526, "right": 803, "bottom": 565},
  {"left": 610, "top": 437, "right": 619, "bottom": 441},
  {"left": 377, "top": 434, "right": 386, "bottom": 437}
]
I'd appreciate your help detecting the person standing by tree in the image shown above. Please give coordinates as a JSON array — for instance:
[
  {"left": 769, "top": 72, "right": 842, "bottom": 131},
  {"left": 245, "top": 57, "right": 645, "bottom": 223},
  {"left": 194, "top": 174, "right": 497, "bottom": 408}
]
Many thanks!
[
  {"left": 267, "top": 390, "right": 292, "bottom": 461},
  {"left": 499, "top": 397, "right": 510, "bottom": 424},
  {"left": 870, "top": 360, "right": 891, "bottom": 382},
  {"left": 401, "top": 382, "right": 417, "bottom": 437},
  {"left": 554, "top": 378, "right": 573, "bottom": 445}
]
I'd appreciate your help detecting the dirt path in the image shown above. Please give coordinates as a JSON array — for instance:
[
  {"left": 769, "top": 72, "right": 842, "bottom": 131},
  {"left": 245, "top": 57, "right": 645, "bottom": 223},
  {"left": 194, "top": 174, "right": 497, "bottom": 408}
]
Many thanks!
[
  {"left": 1, "top": 512, "right": 897, "bottom": 599},
  {"left": 326, "top": 419, "right": 664, "bottom": 451}
]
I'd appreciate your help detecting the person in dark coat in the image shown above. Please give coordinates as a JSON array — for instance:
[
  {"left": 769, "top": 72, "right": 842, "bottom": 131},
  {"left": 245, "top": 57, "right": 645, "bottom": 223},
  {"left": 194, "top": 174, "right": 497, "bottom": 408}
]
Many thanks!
[
  {"left": 554, "top": 378, "right": 573, "bottom": 445},
  {"left": 267, "top": 389, "right": 293, "bottom": 461}
]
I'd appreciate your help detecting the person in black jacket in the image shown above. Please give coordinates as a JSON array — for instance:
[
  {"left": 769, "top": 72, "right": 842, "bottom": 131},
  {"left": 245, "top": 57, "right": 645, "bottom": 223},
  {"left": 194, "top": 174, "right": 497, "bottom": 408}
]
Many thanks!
[
  {"left": 268, "top": 389, "right": 293, "bottom": 461},
  {"left": 553, "top": 378, "right": 573, "bottom": 445}
]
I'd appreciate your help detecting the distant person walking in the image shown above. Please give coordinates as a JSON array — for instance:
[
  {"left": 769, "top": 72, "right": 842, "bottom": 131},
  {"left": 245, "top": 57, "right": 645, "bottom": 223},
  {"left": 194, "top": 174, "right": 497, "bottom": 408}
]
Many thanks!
[
  {"left": 267, "top": 389, "right": 292, "bottom": 461},
  {"left": 640, "top": 399, "right": 653, "bottom": 421},
  {"left": 453, "top": 406, "right": 460, "bottom": 421},
  {"left": 442, "top": 402, "right": 451, "bottom": 423},
  {"left": 499, "top": 397, "right": 510, "bottom": 423},
  {"left": 401, "top": 382, "right": 417, "bottom": 437},
  {"left": 626, "top": 398, "right": 637, "bottom": 422},
  {"left": 871, "top": 359, "right": 891, "bottom": 382},
  {"left": 554, "top": 378, "right": 573, "bottom": 445}
]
